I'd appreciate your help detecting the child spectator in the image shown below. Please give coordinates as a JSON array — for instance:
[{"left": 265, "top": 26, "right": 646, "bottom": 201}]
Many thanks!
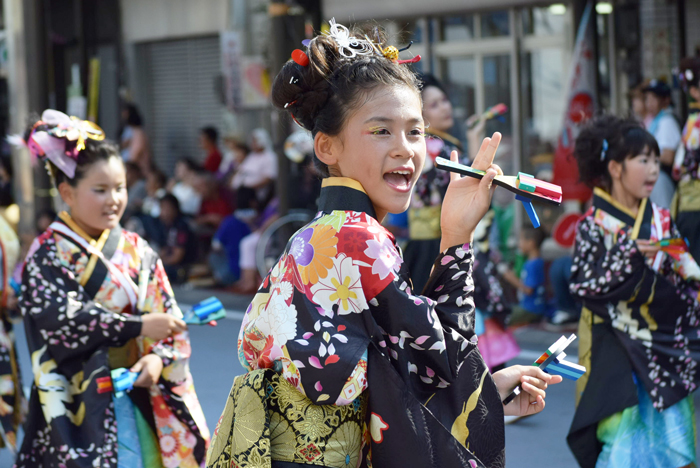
[
  {"left": 200, "top": 126, "right": 222, "bottom": 173},
  {"left": 169, "top": 157, "right": 203, "bottom": 216},
  {"left": 142, "top": 170, "right": 168, "bottom": 218},
  {"left": 157, "top": 194, "right": 196, "bottom": 284},
  {"left": 502, "top": 227, "right": 547, "bottom": 324}
]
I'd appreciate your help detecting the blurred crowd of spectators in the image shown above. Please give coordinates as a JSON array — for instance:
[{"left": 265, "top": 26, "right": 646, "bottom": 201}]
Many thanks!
[{"left": 119, "top": 105, "right": 303, "bottom": 293}]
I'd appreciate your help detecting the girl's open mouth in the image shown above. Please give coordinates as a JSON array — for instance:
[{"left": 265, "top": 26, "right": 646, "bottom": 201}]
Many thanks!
[{"left": 383, "top": 169, "right": 413, "bottom": 192}]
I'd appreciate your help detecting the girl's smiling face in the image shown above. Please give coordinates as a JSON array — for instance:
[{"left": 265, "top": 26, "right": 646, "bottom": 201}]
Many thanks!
[
  {"left": 59, "top": 156, "right": 128, "bottom": 237},
  {"left": 315, "top": 85, "right": 426, "bottom": 221},
  {"left": 609, "top": 146, "right": 660, "bottom": 205}
]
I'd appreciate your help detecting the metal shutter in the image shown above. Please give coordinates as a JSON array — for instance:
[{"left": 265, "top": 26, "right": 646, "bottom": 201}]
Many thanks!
[{"left": 139, "top": 35, "right": 224, "bottom": 173}]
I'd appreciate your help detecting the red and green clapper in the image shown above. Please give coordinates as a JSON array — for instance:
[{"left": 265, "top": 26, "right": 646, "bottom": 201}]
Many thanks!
[{"left": 435, "top": 157, "right": 562, "bottom": 228}]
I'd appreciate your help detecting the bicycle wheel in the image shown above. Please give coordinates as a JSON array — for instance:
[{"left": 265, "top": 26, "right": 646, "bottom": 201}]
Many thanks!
[{"left": 256, "top": 211, "right": 313, "bottom": 278}]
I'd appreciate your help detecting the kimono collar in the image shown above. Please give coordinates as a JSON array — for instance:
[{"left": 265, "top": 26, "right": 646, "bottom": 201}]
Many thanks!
[
  {"left": 318, "top": 177, "right": 377, "bottom": 219},
  {"left": 426, "top": 128, "right": 464, "bottom": 152},
  {"left": 58, "top": 211, "right": 110, "bottom": 247},
  {"left": 592, "top": 187, "right": 652, "bottom": 240}
]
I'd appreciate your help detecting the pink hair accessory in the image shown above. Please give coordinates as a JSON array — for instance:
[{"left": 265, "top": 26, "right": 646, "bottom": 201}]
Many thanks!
[{"left": 23, "top": 109, "right": 105, "bottom": 179}]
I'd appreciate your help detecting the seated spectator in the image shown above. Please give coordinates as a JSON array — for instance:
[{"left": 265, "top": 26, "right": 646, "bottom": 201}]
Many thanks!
[
  {"left": 169, "top": 157, "right": 203, "bottom": 216},
  {"left": 220, "top": 137, "right": 249, "bottom": 183},
  {"left": 143, "top": 170, "right": 168, "bottom": 218},
  {"left": 194, "top": 171, "right": 233, "bottom": 233},
  {"left": 231, "top": 198, "right": 279, "bottom": 295},
  {"left": 156, "top": 194, "right": 196, "bottom": 284},
  {"left": 547, "top": 255, "right": 579, "bottom": 326},
  {"left": 200, "top": 126, "right": 222, "bottom": 174},
  {"left": 501, "top": 227, "right": 547, "bottom": 325},
  {"left": 231, "top": 128, "right": 277, "bottom": 208},
  {"left": 208, "top": 215, "right": 251, "bottom": 286},
  {"left": 123, "top": 162, "right": 147, "bottom": 223}
]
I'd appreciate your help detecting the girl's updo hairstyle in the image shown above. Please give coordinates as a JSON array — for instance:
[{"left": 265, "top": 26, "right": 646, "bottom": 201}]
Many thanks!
[
  {"left": 271, "top": 25, "right": 421, "bottom": 177},
  {"left": 24, "top": 116, "right": 122, "bottom": 188},
  {"left": 574, "top": 114, "right": 660, "bottom": 189}
]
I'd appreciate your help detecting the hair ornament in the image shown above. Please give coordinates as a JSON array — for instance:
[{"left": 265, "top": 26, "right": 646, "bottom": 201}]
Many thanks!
[
  {"left": 398, "top": 41, "right": 413, "bottom": 53},
  {"left": 9, "top": 109, "right": 105, "bottom": 179},
  {"left": 326, "top": 18, "right": 374, "bottom": 58},
  {"left": 372, "top": 37, "right": 421, "bottom": 65},
  {"left": 600, "top": 139, "right": 609, "bottom": 161},
  {"left": 382, "top": 46, "right": 399, "bottom": 61},
  {"left": 290, "top": 113, "right": 306, "bottom": 130},
  {"left": 398, "top": 55, "right": 421, "bottom": 65},
  {"left": 292, "top": 49, "right": 309, "bottom": 67}
]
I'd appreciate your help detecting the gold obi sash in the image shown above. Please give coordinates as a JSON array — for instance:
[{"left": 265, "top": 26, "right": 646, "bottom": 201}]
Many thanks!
[
  {"left": 108, "top": 340, "right": 140, "bottom": 369},
  {"left": 677, "top": 179, "right": 700, "bottom": 213},
  {"left": 408, "top": 205, "right": 442, "bottom": 240},
  {"left": 207, "top": 369, "right": 367, "bottom": 468}
]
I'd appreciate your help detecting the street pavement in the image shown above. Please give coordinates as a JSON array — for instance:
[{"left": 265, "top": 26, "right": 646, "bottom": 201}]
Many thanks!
[{"left": 3, "top": 287, "right": 700, "bottom": 466}]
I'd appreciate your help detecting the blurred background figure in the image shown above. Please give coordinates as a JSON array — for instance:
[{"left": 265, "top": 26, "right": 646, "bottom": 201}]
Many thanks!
[
  {"left": 0, "top": 158, "right": 13, "bottom": 208},
  {"left": 404, "top": 74, "right": 464, "bottom": 292},
  {"left": 231, "top": 128, "right": 277, "bottom": 211},
  {"left": 219, "top": 136, "right": 249, "bottom": 183},
  {"left": 35, "top": 209, "right": 57, "bottom": 235},
  {"left": 629, "top": 81, "right": 651, "bottom": 125},
  {"left": 193, "top": 171, "right": 233, "bottom": 235},
  {"left": 142, "top": 170, "right": 168, "bottom": 219},
  {"left": 674, "top": 56, "right": 700, "bottom": 261},
  {"left": 0, "top": 209, "right": 24, "bottom": 455},
  {"left": 200, "top": 126, "right": 222, "bottom": 174},
  {"left": 208, "top": 214, "right": 251, "bottom": 287},
  {"left": 123, "top": 161, "right": 147, "bottom": 223},
  {"left": 502, "top": 227, "right": 548, "bottom": 325},
  {"left": 119, "top": 103, "right": 152, "bottom": 174},
  {"left": 644, "top": 79, "right": 681, "bottom": 209},
  {"left": 168, "top": 157, "right": 203, "bottom": 217},
  {"left": 157, "top": 194, "right": 196, "bottom": 284}
]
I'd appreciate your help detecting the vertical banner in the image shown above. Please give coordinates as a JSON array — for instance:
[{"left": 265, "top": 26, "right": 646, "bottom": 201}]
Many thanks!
[
  {"left": 552, "top": 1, "right": 596, "bottom": 201},
  {"left": 221, "top": 30, "right": 243, "bottom": 111},
  {"left": 240, "top": 56, "right": 271, "bottom": 108}
]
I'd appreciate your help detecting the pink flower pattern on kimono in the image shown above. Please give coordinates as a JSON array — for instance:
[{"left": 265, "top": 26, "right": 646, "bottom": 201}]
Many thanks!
[{"left": 364, "top": 236, "right": 402, "bottom": 280}]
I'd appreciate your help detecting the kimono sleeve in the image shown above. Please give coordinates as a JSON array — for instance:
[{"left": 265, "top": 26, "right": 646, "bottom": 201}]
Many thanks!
[
  {"left": 368, "top": 240, "right": 479, "bottom": 397},
  {"left": 141, "top": 251, "right": 192, "bottom": 383},
  {"left": 658, "top": 221, "right": 700, "bottom": 307},
  {"left": 20, "top": 243, "right": 142, "bottom": 367},
  {"left": 569, "top": 216, "right": 646, "bottom": 312}
]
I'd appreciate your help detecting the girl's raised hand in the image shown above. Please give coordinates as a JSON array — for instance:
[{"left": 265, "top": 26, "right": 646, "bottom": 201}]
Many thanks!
[{"left": 440, "top": 133, "right": 503, "bottom": 252}]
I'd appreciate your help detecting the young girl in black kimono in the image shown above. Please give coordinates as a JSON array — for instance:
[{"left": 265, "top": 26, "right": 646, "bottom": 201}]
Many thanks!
[
  {"left": 567, "top": 115, "right": 700, "bottom": 468},
  {"left": 208, "top": 21, "right": 561, "bottom": 468}
]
